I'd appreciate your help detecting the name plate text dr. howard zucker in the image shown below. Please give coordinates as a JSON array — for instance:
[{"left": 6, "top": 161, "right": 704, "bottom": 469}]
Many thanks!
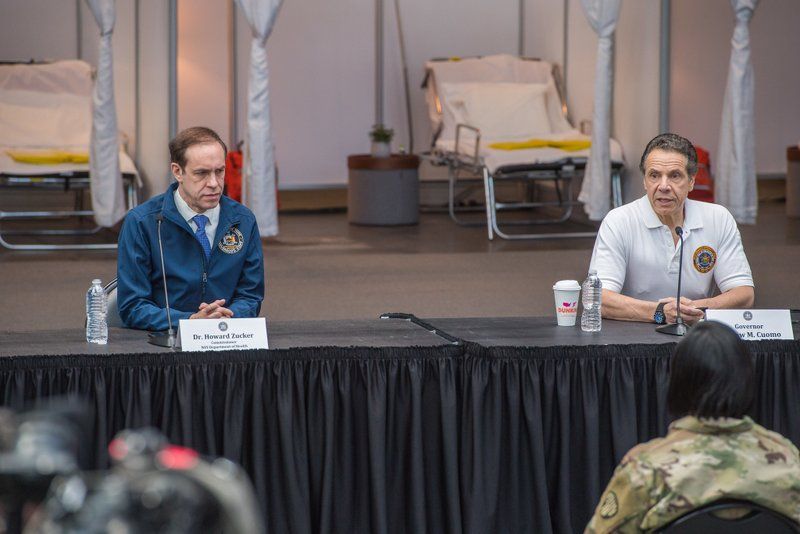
[
  {"left": 179, "top": 318, "right": 269, "bottom": 351},
  {"left": 705, "top": 309, "right": 794, "bottom": 341}
]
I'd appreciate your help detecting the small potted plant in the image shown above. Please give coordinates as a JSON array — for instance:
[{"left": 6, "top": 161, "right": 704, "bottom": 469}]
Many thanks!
[{"left": 369, "top": 124, "right": 394, "bottom": 158}]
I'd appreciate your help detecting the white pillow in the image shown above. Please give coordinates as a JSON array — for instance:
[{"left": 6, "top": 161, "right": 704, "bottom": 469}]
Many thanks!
[
  {"left": 0, "top": 90, "right": 91, "bottom": 147},
  {"left": 439, "top": 82, "right": 551, "bottom": 141},
  {"left": 438, "top": 83, "right": 468, "bottom": 142}
]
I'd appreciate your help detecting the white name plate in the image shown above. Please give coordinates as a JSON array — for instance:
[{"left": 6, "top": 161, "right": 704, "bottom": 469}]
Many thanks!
[
  {"left": 705, "top": 309, "right": 794, "bottom": 341},
  {"left": 179, "top": 318, "right": 269, "bottom": 351}
]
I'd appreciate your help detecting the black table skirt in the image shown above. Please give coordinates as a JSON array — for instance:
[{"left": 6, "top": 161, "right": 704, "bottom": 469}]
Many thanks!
[{"left": 1, "top": 340, "right": 799, "bottom": 533}]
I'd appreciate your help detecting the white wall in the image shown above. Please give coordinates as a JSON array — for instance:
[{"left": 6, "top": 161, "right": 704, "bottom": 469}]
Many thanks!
[
  {"left": 613, "top": 0, "right": 660, "bottom": 201},
  {"left": 525, "top": 0, "right": 566, "bottom": 71},
  {"left": 0, "top": 0, "right": 79, "bottom": 61},
  {"left": 240, "top": 0, "right": 658, "bottom": 191},
  {"left": 564, "top": 0, "right": 659, "bottom": 203},
  {"left": 178, "top": 0, "right": 231, "bottom": 145},
  {"left": 233, "top": 0, "right": 522, "bottom": 189},
  {"left": 138, "top": 0, "right": 172, "bottom": 197},
  {"left": 670, "top": 0, "right": 800, "bottom": 176},
  {"left": 235, "top": 0, "right": 375, "bottom": 188},
  {"left": 381, "top": 0, "right": 519, "bottom": 161},
  {"left": 565, "top": 0, "right": 597, "bottom": 138},
  {"left": 0, "top": 0, "right": 658, "bottom": 194}
]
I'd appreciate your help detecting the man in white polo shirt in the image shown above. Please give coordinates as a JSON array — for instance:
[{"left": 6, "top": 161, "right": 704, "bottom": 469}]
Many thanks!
[{"left": 589, "top": 133, "right": 754, "bottom": 325}]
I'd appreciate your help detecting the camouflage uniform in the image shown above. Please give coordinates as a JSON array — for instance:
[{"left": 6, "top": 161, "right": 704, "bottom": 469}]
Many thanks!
[{"left": 585, "top": 415, "right": 800, "bottom": 533}]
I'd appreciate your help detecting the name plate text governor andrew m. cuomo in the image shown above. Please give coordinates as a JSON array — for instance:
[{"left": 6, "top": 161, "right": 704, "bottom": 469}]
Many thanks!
[
  {"left": 705, "top": 309, "right": 794, "bottom": 341},
  {"left": 179, "top": 318, "right": 269, "bottom": 351}
]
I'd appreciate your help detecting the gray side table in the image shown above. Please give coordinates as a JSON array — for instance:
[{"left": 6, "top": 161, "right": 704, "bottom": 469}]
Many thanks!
[{"left": 347, "top": 154, "right": 420, "bottom": 225}]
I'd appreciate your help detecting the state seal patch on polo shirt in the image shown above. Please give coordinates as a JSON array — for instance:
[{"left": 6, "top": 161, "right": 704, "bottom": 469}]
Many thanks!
[
  {"left": 218, "top": 227, "right": 244, "bottom": 254},
  {"left": 693, "top": 245, "right": 716, "bottom": 273}
]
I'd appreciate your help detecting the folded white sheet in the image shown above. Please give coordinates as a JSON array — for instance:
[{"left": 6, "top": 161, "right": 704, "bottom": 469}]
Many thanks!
[
  {"left": 0, "top": 145, "right": 139, "bottom": 179},
  {"left": 436, "top": 130, "right": 625, "bottom": 174}
]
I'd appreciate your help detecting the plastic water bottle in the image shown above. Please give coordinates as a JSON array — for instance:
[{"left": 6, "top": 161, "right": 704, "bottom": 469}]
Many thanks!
[
  {"left": 581, "top": 270, "right": 602, "bottom": 332},
  {"left": 86, "top": 279, "right": 108, "bottom": 344}
]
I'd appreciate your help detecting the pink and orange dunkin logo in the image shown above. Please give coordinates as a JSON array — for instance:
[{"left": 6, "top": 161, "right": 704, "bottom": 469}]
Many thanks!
[{"left": 558, "top": 301, "right": 578, "bottom": 314}]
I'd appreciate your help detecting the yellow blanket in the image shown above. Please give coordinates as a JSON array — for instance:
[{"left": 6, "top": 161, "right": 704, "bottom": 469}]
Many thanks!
[
  {"left": 5, "top": 149, "right": 90, "bottom": 165},
  {"left": 488, "top": 139, "right": 591, "bottom": 152}
]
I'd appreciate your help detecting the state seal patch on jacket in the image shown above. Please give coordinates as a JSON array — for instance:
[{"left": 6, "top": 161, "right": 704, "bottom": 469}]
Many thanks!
[{"left": 218, "top": 227, "right": 244, "bottom": 254}]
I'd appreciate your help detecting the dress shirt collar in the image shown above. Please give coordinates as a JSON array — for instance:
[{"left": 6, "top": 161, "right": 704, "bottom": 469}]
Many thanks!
[
  {"left": 173, "top": 187, "right": 220, "bottom": 227},
  {"left": 637, "top": 195, "right": 704, "bottom": 231}
]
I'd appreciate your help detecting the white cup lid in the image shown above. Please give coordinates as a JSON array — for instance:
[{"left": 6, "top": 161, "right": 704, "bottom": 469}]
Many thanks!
[{"left": 553, "top": 279, "right": 580, "bottom": 291}]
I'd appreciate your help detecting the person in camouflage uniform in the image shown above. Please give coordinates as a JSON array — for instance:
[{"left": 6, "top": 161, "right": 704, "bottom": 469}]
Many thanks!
[{"left": 586, "top": 321, "right": 800, "bottom": 533}]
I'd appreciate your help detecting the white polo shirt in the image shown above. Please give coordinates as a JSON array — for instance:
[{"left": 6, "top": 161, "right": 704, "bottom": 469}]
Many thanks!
[{"left": 589, "top": 196, "right": 754, "bottom": 302}]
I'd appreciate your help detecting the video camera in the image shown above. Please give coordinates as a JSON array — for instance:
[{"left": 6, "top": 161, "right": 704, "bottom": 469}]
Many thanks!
[{"left": 0, "top": 406, "right": 262, "bottom": 534}]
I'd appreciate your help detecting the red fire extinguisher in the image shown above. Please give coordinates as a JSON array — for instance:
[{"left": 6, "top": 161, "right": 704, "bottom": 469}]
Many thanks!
[
  {"left": 689, "top": 145, "right": 714, "bottom": 203},
  {"left": 224, "top": 142, "right": 280, "bottom": 208},
  {"left": 224, "top": 142, "right": 244, "bottom": 203}
]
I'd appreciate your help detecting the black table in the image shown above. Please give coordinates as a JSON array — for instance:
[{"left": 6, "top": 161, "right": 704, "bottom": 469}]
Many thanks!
[
  {"left": 428, "top": 315, "right": 680, "bottom": 346},
  {"left": 1, "top": 317, "right": 798, "bottom": 534},
  {"left": 0, "top": 317, "right": 448, "bottom": 357}
]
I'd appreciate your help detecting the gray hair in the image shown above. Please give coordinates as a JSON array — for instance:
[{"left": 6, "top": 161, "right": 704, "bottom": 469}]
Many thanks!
[{"left": 639, "top": 133, "right": 698, "bottom": 177}]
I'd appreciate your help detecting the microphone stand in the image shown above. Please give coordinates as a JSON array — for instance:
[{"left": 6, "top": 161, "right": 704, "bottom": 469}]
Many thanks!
[
  {"left": 148, "top": 214, "right": 179, "bottom": 349},
  {"left": 657, "top": 226, "right": 689, "bottom": 336}
]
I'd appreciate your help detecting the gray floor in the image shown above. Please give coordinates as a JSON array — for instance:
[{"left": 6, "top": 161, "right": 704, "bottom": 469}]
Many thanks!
[{"left": 1, "top": 200, "right": 798, "bottom": 332}]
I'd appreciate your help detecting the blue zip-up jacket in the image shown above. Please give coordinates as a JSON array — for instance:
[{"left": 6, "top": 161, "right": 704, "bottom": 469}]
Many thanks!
[{"left": 117, "top": 182, "right": 264, "bottom": 331}]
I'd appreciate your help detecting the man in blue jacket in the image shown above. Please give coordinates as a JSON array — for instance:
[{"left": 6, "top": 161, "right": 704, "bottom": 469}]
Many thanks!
[{"left": 117, "top": 126, "right": 264, "bottom": 331}]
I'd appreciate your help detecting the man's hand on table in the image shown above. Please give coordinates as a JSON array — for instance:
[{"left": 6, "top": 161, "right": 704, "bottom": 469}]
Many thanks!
[
  {"left": 658, "top": 297, "right": 705, "bottom": 325},
  {"left": 190, "top": 299, "right": 234, "bottom": 320}
]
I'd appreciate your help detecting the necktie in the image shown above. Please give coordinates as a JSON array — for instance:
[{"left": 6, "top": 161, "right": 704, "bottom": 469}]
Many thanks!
[{"left": 192, "top": 214, "right": 212, "bottom": 261}]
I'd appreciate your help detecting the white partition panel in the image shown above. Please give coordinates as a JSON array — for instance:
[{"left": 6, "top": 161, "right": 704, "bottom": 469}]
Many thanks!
[
  {"left": 236, "top": 0, "right": 374, "bottom": 188},
  {"left": 671, "top": 0, "right": 800, "bottom": 176},
  {"left": 138, "top": 0, "right": 172, "bottom": 198},
  {"left": 613, "top": 0, "right": 660, "bottom": 202},
  {"left": 0, "top": 0, "right": 79, "bottom": 60},
  {"left": 525, "top": 0, "right": 566, "bottom": 68},
  {"left": 178, "top": 0, "right": 231, "bottom": 144},
  {"left": 382, "top": 0, "right": 518, "bottom": 163},
  {"left": 238, "top": 0, "right": 522, "bottom": 188}
]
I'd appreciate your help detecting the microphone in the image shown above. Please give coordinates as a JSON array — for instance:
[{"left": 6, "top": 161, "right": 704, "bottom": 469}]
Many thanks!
[
  {"left": 148, "top": 213, "right": 178, "bottom": 349},
  {"left": 657, "top": 225, "right": 689, "bottom": 336}
]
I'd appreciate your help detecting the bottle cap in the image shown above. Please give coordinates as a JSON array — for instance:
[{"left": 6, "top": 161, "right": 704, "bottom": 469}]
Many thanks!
[{"left": 92, "top": 279, "right": 102, "bottom": 285}]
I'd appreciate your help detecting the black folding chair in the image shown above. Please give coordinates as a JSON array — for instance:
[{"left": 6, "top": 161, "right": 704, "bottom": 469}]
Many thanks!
[{"left": 657, "top": 499, "right": 800, "bottom": 533}]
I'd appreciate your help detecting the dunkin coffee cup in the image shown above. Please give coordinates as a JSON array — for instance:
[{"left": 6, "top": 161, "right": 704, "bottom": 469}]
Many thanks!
[{"left": 553, "top": 280, "right": 581, "bottom": 326}]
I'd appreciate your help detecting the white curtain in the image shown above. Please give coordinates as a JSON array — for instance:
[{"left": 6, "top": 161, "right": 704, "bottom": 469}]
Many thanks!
[
  {"left": 84, "top": 0, "right": 125, "bottom": 227},
  {"left": 578, "top": 0, "right": 621, "bottom": 221},
  {"left": 235, "top": 0, "right": 284, "bottom": 237},
  {"left": 716, "top": 0, "right": 758, "bottom": 224}
]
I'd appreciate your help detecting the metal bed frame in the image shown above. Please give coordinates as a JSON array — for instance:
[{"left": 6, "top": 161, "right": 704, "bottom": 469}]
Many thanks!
[
  {"left": 0, "top": 171, "right": 139, "bottom": 251},
  {"left": 422, "top": 56, "right": 623, "bottom": 240},
  {"left": 0, "top": 59, "right": 139, "bottom": 251}
]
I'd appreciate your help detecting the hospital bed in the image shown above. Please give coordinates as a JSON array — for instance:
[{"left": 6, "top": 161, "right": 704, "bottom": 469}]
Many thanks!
[
  {"left": 422, "top": 54, "right": 625, "bottom": 240},
  {"left": 0, "top": 60, "right": 139, "bottom": 250}
]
